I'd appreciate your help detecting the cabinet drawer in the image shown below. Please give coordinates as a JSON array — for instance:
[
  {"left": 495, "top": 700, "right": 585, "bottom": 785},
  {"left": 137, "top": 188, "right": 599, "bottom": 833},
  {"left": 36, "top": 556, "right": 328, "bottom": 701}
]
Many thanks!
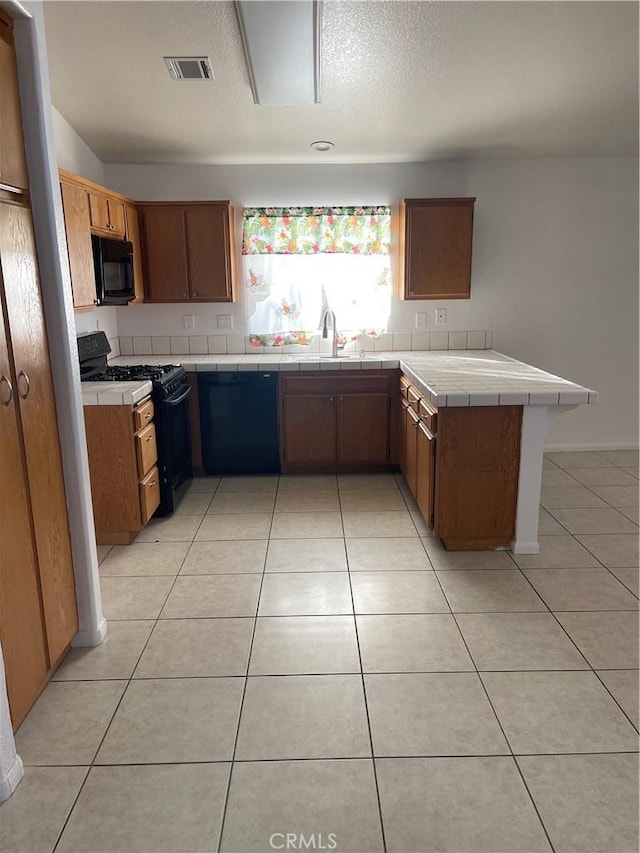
[
  {"left": 134, "top": 397, "right": 154, "bottom": 431},
  {"left": 418, "top": 398, "right": 438, "bottom": 434},
  {"left": 135, "top": 422, "right": 157, "bottom": 476},
  {"left": 283, "top": 372, "right": 392, "bottom": 396},
  {"left": 140, "top": 465, "right": 160, "bottom": 524},
  {"left": 407, "top": 385, "right": 422, "bottom": 410}
]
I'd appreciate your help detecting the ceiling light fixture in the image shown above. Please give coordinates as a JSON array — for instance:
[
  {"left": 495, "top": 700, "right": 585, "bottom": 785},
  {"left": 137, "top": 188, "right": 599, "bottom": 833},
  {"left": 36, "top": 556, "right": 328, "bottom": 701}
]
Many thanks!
[
  {"left": 310, "top": 140, "right": 334, "bottom": 152},
  {"left": 235, "top": 0, "right": 322, "bottom": 106}
]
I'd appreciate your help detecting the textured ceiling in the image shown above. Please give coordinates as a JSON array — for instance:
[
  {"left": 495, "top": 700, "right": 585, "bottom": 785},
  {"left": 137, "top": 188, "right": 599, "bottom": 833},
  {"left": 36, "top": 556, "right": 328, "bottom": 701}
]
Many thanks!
[{"left": 43, "top": 1, "right": 639, "bottom": 165}]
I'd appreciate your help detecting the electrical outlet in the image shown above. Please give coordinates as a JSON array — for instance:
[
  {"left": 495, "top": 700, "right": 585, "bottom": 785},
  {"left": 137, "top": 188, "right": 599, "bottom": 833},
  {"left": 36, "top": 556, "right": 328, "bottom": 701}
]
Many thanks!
[
  {"left": 183, "top": 315, "right": 196, "bottom": 331},
  {"left": 415, "top": 312, "right": 426, "bottom": 329},
  {"left": 435, "top": 308, "right": 447, "bottom": 325},
  {"left": 217, "top": 314, "right": 233, "bottom": 330}
]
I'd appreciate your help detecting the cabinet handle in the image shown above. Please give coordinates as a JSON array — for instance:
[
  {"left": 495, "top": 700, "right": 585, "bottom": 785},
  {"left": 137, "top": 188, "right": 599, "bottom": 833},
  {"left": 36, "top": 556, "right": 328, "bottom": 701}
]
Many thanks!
[
  {"left": 329, "top": 396, "right": 334, "bottom": 402},
  {"left": 149, "top": 480, "right": 156, "bottom": 486},
  {"left": 17, "top": 370, "right": 30, "bottom": 399},
  {"left": 192, "top": 291, "right": 197, "bottom": 297},
  {"left": 146, "top": 435, "right": 153, "bottom": 442},
  {"left": 339, "top": 396, "right": 344, "bottom": 402},
  {"left": 0, "top": 375, "right": 13, "bottom": 406},
  {"left": 145, "top": 412, "right": 152, "bottom": 419},
  {"left": 182, "top": 291, "right": 188, "bottom": 298}
]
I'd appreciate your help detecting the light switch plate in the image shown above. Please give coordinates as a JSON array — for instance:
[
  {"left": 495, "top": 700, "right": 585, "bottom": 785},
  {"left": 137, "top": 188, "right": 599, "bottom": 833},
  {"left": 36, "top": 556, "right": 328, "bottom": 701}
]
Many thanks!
[
  {"left": 415, "top": 312, "right": 426, "bottom": 329},
  {"left": 217, "top": 315, "right": 233, "bottom": 330},
  {"left": 183, "top": 315, "right": 196, "bottom": 331}
]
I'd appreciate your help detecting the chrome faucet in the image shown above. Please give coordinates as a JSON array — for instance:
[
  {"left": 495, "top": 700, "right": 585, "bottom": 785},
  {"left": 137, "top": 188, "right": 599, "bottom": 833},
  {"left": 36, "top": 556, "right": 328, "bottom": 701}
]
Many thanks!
[{"left": 321, "top": 308, "right": 339, "bottom": 357}]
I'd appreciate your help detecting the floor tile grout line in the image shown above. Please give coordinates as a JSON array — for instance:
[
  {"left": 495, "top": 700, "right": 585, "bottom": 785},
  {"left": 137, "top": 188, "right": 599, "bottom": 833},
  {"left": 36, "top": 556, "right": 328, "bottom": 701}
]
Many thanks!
[
  {"left": 215, "top": 476, "right": 278, "bottom": 853},
  {"left": 511, "top": 553, "right": 640, "bottom": 735},
  {"left": 339, "top": 484, "right": 389, "bottom": 853},
  {"left": 24, "top": 748, "right": 640, "bottom": 772},
  {"left": 428, "top": 549, "right": 559, "bottom": 853},
  {"left": 49, "top": 504, "right": 206, "bottom": 853}
]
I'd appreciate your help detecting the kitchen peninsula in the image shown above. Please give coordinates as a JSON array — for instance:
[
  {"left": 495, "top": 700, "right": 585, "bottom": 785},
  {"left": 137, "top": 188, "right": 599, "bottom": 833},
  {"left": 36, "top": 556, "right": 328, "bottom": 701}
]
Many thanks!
[{"left": 82, "top": 348, "right": 596, "bottom": 555}]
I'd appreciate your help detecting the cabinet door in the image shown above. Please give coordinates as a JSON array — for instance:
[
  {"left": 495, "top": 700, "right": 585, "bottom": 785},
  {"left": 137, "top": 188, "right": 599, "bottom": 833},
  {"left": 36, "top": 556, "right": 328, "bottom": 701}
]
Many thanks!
[
  {"left": 338, "top": 392, "right": 390, "bottom": 463},
  {"left": 398, "top": 398, "right": 407, "bottom": 470},
  {"left": 88, "top": 192, "right": 110, "bottom": 232},
  {"left": 141, "top": 206, "right": 190, "bottom": 301},
  {"left": 403, "top": 198, "right": 474, "bottom": 300},
  {"left": 0, "top": 16, "right": 28, "bottom": 193},
  {"left": 282, "top": 394, "right": 336, "bottom": 464},
  {"left": 0, "top": 295, "right": 49, "bottom": 729},
  {"left": 107, "top": 198, "right": 126, "bottom": 237},
  {"left": 125, "top": 203, "right": 144, "bottom": 303},
  {"left": 0, "top": 202, "right": 78, "bottom": 663},
  {"left": 415, "top": 421, "right": 435, "bottom": 529},
  {"left": 185, "top": 205, "right": 233, "bottom": 301},
  {"left": 60, "top": 181, "right": 96, "bottom": 310},
  {"left": 404, "top": 406, "right": 419, "bottom": 496}
]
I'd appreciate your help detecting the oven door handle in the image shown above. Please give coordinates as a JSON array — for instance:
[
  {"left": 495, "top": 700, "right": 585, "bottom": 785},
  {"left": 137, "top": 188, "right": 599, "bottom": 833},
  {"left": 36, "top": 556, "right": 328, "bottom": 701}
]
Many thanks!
[{"left": 162, "top": 385, "right": 191, "bottom": 407}]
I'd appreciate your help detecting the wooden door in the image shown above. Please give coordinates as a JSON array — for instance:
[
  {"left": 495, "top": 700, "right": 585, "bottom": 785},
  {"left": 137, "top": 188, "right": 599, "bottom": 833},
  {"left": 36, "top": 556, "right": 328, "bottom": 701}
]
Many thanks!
[
  {"left": 185, "top": 205, "right": 233, "bottom": 301},
  {"left": 125, "top": 203, "right": 144, "bottom": 302},
  {"left": 88, "top": 192, "right": 110, "bottom": 232},
  {"left": 107, "top": 198, "right": 126, "bottom": 237},
  {"left": 0, "top": 202, "right": 77, "bottom": 663},
  {"left": 403, "top": 198, "right": 475, "bottom": 299},
  {"left": 415, "top": 421, "right": 435, "bottom": 529},
  {"left": 141, "top": 206, "right": 190, "bottom": 301},
  {"left": 282, "top": 394, "right": 336, "bottom": 464},
  {"left": 404, "top": 406, "right": 419, "bottom": 497},
  {"left": 337, "top": 393, "right": 390, "bottom": 463},
  {"left": 0, "top": 15, "right": 28, "bottom": 193},
  {"left": 60, "top": 181, "right": 96, "bottom": 309},
  {"left": 0, "top": 288, "right": 49, "bottom": 729}
]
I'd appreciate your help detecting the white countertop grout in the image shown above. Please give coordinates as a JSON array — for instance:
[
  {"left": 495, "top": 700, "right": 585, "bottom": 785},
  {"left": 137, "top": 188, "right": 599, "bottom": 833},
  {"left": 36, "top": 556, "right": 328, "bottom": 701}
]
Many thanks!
[{"left": 82, "top": 350, "right": 597, "bottom": 407}]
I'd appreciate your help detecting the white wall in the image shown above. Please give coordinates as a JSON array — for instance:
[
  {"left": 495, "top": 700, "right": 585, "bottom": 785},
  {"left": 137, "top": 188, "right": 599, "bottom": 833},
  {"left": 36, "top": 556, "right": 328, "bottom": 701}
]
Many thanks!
[
  {"left": 105, "top": 157, "right": 639, "bottom": 449},
  {"left": 51, "top": 106, "right": 104, "bottom": 185}
]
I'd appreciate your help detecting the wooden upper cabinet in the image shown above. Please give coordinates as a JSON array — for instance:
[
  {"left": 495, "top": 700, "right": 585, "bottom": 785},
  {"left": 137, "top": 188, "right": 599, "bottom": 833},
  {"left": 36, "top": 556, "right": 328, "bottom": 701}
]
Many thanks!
[
  {"left": 140, "top": 201, "right": 236, "bottom": 303},
  {"left": 60, "top": 180, "right": 96, "bottom": 310},
  {"left": 399, "top": 198, "right": 475, "bottom": 300},
  {"left": 124, "top": 202, "right": 145, "bottom": 302},
  {"left": 89, "top": 192, "right": 125, "bottom": 237},
  {"left": 0, "top": 13, "right": 28, "bottom": 194},
  {"left": 140, "top": 205, "right": 190, "bottom": 301},
  {"left": 186, "top": 205, "right": 234, "bottom": 301}
]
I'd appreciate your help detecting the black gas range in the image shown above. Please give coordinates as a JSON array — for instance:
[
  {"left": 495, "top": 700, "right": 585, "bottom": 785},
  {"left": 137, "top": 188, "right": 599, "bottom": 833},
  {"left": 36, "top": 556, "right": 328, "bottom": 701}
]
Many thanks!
[{"left": 77, "top": 332, "right": 192, "bottom": 516}]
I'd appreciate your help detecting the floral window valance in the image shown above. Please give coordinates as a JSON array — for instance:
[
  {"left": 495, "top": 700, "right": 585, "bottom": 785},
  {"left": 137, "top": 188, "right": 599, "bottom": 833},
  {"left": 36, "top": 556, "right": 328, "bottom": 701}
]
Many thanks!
[{"left": 242, "top": 206, "right": 391, "bottom": 256}]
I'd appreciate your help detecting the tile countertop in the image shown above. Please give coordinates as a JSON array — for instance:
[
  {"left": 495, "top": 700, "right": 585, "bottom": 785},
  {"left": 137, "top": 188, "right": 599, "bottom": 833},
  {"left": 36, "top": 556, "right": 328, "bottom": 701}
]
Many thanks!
[
  {"left": 100, "top": 350, "right": 597, "bottom": 408},
  {"left": 81, "top": 379, "right": 153, "bottom": 407}
]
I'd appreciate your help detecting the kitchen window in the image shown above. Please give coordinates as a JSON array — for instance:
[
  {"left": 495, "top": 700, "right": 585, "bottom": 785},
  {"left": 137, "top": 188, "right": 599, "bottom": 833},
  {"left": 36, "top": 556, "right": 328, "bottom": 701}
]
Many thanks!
[{"left": 242, "top": 206, "right": 391, "bottom": 346}]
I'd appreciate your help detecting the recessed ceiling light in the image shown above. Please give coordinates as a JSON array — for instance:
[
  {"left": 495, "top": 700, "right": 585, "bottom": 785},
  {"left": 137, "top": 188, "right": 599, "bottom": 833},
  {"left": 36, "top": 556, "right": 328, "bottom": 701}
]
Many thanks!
[{"left": 310, "top": 140, "right": 335, "bottom": 152}]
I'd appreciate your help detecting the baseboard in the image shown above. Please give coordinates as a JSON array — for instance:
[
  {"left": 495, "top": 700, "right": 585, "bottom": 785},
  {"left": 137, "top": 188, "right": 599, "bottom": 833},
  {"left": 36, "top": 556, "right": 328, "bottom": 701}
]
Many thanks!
[
  {"left": 544, "top": 443, "right": 639, "bottom": 452},
  {"left": 71, "top": 617, "right": 108, "bottom": 648},
  {"left": 0, "top": 755, "right": 24, "bottom": 803}
]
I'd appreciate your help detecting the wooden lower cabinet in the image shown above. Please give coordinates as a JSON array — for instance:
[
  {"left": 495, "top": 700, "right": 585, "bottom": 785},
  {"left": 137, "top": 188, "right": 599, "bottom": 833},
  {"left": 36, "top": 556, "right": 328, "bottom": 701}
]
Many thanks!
[
  {"left": 397, "top": 374, "right": 522, "bottom": 550},
  {"left": 280, "top": 371, "right": 395, "bottom": 472},
  {"left": 84, "top": 397, "right": 161, "bottom": 544}
]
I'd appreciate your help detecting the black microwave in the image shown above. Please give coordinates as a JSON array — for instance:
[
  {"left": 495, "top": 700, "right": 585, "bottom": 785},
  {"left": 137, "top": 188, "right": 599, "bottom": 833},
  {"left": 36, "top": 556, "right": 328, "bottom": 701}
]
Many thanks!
[{"left": 92, "top": 235, "right": 136, "bottom": 305}]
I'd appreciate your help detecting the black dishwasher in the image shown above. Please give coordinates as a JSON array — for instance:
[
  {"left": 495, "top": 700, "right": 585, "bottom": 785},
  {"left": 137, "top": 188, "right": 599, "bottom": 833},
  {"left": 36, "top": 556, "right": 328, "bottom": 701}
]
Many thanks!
[{"left": 198, "top": 372, "right": 281, "bottom": 475}]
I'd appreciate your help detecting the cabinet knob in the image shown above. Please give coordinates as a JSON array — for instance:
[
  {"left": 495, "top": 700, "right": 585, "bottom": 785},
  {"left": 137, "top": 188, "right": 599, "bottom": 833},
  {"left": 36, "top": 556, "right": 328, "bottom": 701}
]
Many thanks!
[
  {"left": 329, "top": 396, "right": 334, "bottom": 402},
  {"left": 192, "top": 291, "right": 197, "bottom": 297},
  {"left": 146, "top": 435, "right": 153, "bottom": 442},
  {"left": 149, "top": 480, "right": 156, "bottom": 486},
  {"left": 145, "top": 412, "right": 152, "bottom": 419},
  {"left": 17, "top": 370, "right": 30, "bottom": 399},
  {"left": 339, "top": 396, "right": 344, "bottom": 402},
  {"left": 182, "top": 292, "right": 188, "bottom": 298},
  {"left": 0, "top": 375, "right": 13, "bottom": 406}
]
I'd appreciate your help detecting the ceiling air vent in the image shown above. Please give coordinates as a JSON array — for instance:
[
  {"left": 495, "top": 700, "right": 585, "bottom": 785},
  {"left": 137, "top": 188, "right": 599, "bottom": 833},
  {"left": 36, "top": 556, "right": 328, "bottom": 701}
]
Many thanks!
[{"left": 164, "top": 56, "right": 214, "bottom": 81}]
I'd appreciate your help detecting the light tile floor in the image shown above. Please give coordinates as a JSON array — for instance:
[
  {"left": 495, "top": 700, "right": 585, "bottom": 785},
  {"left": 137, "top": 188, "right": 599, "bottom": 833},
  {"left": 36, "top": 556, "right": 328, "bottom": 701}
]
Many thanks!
[{"left": 5, "top": 450, "right": 639, "bottom": 852}]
